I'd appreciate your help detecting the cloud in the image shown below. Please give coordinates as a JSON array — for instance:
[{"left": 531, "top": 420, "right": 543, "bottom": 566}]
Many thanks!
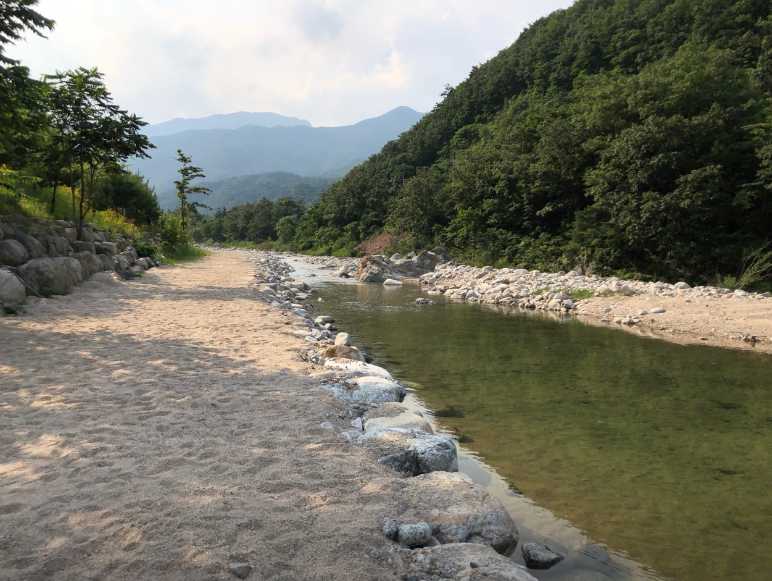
[{"left": 9, "top": 0, "right": 574, "bottom": 126}]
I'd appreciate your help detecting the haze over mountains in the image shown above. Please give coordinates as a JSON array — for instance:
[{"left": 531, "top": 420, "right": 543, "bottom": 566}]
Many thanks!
[{"left": 130, "top": 106, "right": 423, "bottom": 209}]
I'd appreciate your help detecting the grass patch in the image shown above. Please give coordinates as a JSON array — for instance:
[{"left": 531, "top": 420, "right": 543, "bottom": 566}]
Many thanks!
[
  {"left": 161, "top": 243, "right": 208, "bottom": 264},
  {"left": 567, "top": 288, "right": 594, "bottom": 301}
]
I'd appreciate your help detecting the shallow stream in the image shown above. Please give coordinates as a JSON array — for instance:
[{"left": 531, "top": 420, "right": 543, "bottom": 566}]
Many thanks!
[{"left": 294, "top": 263, "right": 772, "bottom": 581}]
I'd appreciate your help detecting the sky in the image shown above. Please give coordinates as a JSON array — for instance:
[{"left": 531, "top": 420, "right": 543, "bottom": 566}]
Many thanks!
[{"left": 10, "top": 0, "right": 574, "bottom": 127}]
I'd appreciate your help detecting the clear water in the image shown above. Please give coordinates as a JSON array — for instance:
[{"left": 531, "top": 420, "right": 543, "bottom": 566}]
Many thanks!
[{"left": 307, "top": 277, "right": 772, "bottom": 581}]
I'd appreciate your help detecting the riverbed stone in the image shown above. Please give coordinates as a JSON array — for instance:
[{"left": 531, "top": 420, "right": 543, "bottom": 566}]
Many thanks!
[
  {"left": 361, "top": 430, "right": 457, "bottom": 475},
  {"left": 334, "top": 332, "right": 351, "bottom": 346},
  {"left": 0, "top": 239, "right": 29, "bottom": 266},
  {"left": 323, "top": 358, "right": 393, "bottom": 379},
  {"left": 398, "top": 522, "right": 433, "bottom": 548},
  {"left": 521, "top": 542, "right": 564, "bottom": 570},
  {"left": 403, "top": 543, "right": 537, "bottom": 581},
  {"left": 228, "top": 561, "right": 252, "bottom": 579},
  {"left": 364, "top": 403, "right": 433, "bottom": 434},
  {"left": 397, "top": 472, "right": 518, "bottom": 554},
  {"left": 324, "top": 375, "right": 405, "bottom": 404},
  {"left": 322, "top": 344, "right": 366, "bottom": 362},
  {"left": 19, "top": 256, "right": 82, "bottom": 296},
  {"left": 315, "top": 315, "right": 334, "bottom": 325},
  {"left": 383, "top": 278, "right": 403, "bottom": 286},
  {"left": 0, "top": 269, "right": 26, "bottom": 310}
]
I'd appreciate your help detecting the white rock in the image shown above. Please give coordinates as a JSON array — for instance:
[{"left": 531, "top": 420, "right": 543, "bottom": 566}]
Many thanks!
[{"left": 383, "top": 278, "right": 403, "bottom": 286}]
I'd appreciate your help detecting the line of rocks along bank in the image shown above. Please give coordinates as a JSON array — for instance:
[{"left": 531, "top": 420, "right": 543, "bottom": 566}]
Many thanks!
[
  {"left": 250, "top": 251, "right": 546, "bottom": 581},
  {"left": 297, "top": 252, "right": 772, "bottom": 354},
  {"left": 0, "top": 216, "right": 156, "bottom": 313}
]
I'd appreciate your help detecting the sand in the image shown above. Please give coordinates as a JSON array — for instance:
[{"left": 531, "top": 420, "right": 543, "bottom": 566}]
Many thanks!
[
  {"left": 575, "top": 293, "right": 772, "bottom": 355},
  {"left": 0, "top": 250, "right": 401, "bottom": 581}
]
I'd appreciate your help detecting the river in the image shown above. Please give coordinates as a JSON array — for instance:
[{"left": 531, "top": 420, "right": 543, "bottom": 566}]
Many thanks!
[{"left": 292, "top": 260, "right": 772, "bottom": 581}]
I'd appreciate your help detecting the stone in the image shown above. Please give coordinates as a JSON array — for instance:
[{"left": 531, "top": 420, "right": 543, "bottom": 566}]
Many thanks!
[
  {"left": 315, "top": 315, "right": 334, "bottom": 325},
  {"left": 398, "top": 522, "right": 433, "bottom": 548},
  {"left": 415, "top": 298, "right": 434, "bottom": 305},
  {"left": 94, "top": 241, "right": 117, "bottom": 255},
  {"left": 398, "top": 472, "right": 517, "bottom": 554},
  {"left": 382, "top": 517, "right": 400, "bottom": 540},
  {"left": 521, "top": 542, "right": 563, "bottom": 570},
  {"left": 74, "top": 251, "right": 103, "bottom": 279},
  {"left": 674, "top": 281, "right": 690, "bottom": 290},
  {"left": 98, "top": 253, "right": 114, "bottom": 271},
  {"left": 114, "top": 254, "right": 130, "bottom": 273},
  {"left": 0, "top": 239, "right": 29, "bottom": 266},
  {"left": 649, "top": 306, "right": 666, "bottom": 314},
  {"left": 71, "top": 240, "right": 95, "bottom": 253},
  {"left": 19, "top": 256, "right": 82, "bottom": 296},
  {"left": 0, "top": 269, "right": 26, "bottom": 310},
  {"left": 14, "top": 233, "right": 46, "bottom": 258},
  {"left": 228, "top": 561, "right": 252, "bottom": 579},
  {"left": 322, "top": 344, "right": 365, "bottom": 362},
  {"left": 334, "top": 332, "right": 351, "bottom": 346},
  {"left": 136, "top": 257, "right": 154, "bottom": 270},
  {"left": 357, "top": 255, "right": 396, "bottom": 283},
  {"left": 45, "top": 235, "right": 72, "bottom": 257},
  {"left": 383, "top": 278, "right": 403, "bottom": 286},
  {"left": 361, "top": 430, "right": 457, "bottom": 475},
  {"left": 364, "top": 404, "right": 433, "bottom": 435},
  {"left": 324, "top": 375, "right": 405, "bottom": 404},
  {"left": 403, "top": 544, "right": 537, "bottom": 581},
  {"left": 323, "top": 358, "right": 392, "bottom": 379}
]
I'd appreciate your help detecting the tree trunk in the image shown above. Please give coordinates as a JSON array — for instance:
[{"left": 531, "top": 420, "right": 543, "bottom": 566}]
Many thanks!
[
  {"left": 77, "top": 161, "right": 86, "bottom": 240},
  {"left": 49, "top": 176, "right": 58, "bottom": 215}
]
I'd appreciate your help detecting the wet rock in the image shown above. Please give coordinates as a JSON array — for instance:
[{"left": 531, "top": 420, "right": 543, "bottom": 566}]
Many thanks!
[
  {"left": 521, "top": 542, "right": 564, "bottom": 570},
  {"left": 397, "top": 472, "right": 517, "bottom": 554},
  {"left": 383, "top": 278, "right": 403, "bottom": 286},
  {"left": 334, "top": 332, "right": 351, "bottom": 346},
  {"left": 324, "top": 375, "right": 405, "bottom": 404},
  {"left": 404, "top": 543, "right": 537, "bottom": 581},
  {"left": 362, "top": 430, "right": 457, "bottom": 475},
  {"left": 19, "top": 256, "right": 82, "bottom": 296},
  {"left": 398, "top": 522, "right": 433, "bottom": 548},
  {"left": 0, "top": 269, "right": 26, "bottom": 310},
  {"left": 315, "top": 315, "right": 334, "bottom": 325},
  {"left": 0, "top": 239, "right": 29, "bottom": 266},
  {"left": 415, "top": 298, "right": 434, "bottom": 305}
]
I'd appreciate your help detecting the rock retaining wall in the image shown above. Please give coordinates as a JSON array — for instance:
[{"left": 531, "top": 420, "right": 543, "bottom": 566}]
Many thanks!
[
  {"left": 0, "top": 216, "right": 157, "bottom": 313},
  {"left": 250, "top": 251, "right": 537, "bottom": 581}
]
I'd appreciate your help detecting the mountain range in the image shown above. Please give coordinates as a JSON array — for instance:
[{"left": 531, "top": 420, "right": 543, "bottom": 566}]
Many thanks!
[
  {"left": 130, "top": 106, "right": 423, "bottom": 206},
  {"left": 144, "top": 112, "right": 311, "bottom": 137}
]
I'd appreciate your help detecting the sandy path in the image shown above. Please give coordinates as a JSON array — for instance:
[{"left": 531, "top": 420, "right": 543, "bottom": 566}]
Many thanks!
[{"left": 0, "top": 250, "right": 400, "bottom": 581}]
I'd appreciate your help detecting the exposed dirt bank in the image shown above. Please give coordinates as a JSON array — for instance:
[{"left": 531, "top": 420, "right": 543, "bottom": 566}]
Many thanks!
[{"left": 0, "top": 250, "right": 402, "bottom": 581}]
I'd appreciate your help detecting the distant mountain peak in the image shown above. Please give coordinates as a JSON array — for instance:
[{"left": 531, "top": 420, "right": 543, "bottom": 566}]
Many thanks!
[{"left": 145, "top": 111, "right": 311, "bottom": 137}]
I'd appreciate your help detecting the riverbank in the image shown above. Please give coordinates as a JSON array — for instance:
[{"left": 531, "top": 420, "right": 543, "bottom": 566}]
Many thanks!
[
  {"left": 1, "top": 251, "right": 407, "bottom": 580},
  {"left": 0, "top": 249, "right": 541, "bottom": 580}
]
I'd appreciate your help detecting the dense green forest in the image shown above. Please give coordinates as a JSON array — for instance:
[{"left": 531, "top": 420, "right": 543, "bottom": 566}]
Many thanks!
[{"left": 285, "top": 0, "right": 771, "bottom": 283}]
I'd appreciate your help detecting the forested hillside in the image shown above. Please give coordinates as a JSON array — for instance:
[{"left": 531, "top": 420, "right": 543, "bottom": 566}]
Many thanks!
[
  {"left": 157, "top": 172, "right": 332, "bottom": 211},
  {"left": 295, "top": 0, "right": 771, "bottom": 282}
]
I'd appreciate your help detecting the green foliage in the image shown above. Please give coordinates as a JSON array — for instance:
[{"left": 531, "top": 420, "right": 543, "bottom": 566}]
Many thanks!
[
  {"left": 716, "top": 245, "right": 772, "bottom": 290},
  {"left": 191, "top": 196, "right": 305, "bottom": 247},
  {"left": 295, "top": 0, "right": 772, "bottom": 284},
  {"left": 93, "top": 172, "right": 160, "bottom": 225},
  {"left": 174, "top": 149, "right": 209, "bottom": 231},
  {"left": 567, "top": 288, "right": 595, "bottom": 301}
]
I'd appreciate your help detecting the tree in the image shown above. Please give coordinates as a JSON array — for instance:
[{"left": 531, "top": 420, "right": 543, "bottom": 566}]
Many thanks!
[
  {"left": 94, "top": 171, "right": 160, "bottom": 225},
  {"left": 174, "top": 149, "right": 209, "bottom": 231},
  {"left": 47, "top": 68, "right": 153, "bottom": 237},
  {"left": 0, "top": 0, "right": 53, "bottom": 66}
]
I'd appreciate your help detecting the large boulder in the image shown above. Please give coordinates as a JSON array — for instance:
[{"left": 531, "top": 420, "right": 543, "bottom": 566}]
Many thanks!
[
  {"left": 71, "top": 240, "right": 95, "bottom": 253},
  {"left": 19, "top": 257, "right": 82, "bottom": 296},
  {"left": 357, "top": 255, "right": 397, "bottom": 283},
  {"left": 403, "top": 544, "right": 537, "bottom": 581},
  {"left": 323, "top": 358, "right": 393, "bottom": 379},
  {"left": 44, "top": 235, "right": 72, "bottom": 257},
  {"left": 74, "top": 251, "right": 103, "bottom": 279},
  {"left": 0, "top": 269, "right": 26, "bottom": 311},
  {"left": 396, "top": 472, "right": 518, "bottom": 554},
  {"left": 94, "top": 241, "right": 117, "bottom": 256},
  {"left": 360, "top": 429, "right": 457, "bottom": 475},
  {"left": 97, "top": 253, "right": 114, "bottom": 271},
  {"left": 324, "top": 375, "right": 406, "bottom": 404},
  {"left": 14, "top": 232, "right": 47, "bottom": 258},
  {"left": 364, "top": 403, "right": 433, "bottom": 434},
  {"left": 0, "top": 239, "right": 29, "bottom": 266}
]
